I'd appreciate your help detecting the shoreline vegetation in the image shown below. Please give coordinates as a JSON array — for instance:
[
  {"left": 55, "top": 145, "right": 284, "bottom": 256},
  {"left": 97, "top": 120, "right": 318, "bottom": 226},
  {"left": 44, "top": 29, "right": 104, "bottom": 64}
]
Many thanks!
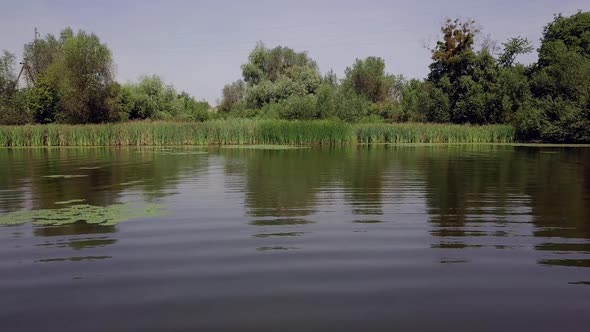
[
  {"left": 0, "top": 120, "right": 515, "bottom": 146},
  {"left": 1, "top": 12, "right": 589, "bottom": 144}
]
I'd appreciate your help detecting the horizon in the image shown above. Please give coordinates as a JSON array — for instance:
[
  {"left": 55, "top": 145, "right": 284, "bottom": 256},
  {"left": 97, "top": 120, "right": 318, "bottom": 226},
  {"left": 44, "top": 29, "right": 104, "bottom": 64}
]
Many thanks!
[{"left": 1, "top": 0, "right": 588, "bottom": 104}]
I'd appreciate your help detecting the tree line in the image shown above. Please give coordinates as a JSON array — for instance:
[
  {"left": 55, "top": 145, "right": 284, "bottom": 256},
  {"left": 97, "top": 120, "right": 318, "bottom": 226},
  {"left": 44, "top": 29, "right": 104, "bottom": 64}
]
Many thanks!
[
  {"left": 1, "top": 11, "right": 589, "bottom": 143},
  {"left": 0, "top": 29, "right": 210, "bottom": 125}
]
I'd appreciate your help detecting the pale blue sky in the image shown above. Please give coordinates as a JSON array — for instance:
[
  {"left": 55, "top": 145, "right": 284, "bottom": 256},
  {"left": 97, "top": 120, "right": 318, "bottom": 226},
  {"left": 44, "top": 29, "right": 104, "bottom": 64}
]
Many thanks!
[{"left": 1, "top": 0, "right": 588, "bottom": 104}]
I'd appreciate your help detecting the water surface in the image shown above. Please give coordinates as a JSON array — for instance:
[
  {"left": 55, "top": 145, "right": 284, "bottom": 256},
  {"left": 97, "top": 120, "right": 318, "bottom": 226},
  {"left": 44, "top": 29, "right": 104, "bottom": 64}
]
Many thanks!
[{"left": 1, "top": 145, "right": 589, "bottom": 331}]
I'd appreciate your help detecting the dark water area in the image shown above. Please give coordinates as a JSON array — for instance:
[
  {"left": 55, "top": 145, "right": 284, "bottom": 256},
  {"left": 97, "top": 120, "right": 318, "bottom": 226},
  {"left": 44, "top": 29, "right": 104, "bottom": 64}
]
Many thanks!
[{"left": 1, "top": 145, "right": 589, "bottom": 331}]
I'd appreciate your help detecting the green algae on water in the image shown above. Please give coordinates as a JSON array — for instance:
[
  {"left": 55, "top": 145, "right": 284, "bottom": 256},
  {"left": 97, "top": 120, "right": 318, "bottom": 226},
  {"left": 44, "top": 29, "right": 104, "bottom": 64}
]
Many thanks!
[
  {"left": 43, "top": 174, "right": 88, "bottom": 179},
  {"left": 158, "top": 151, "right": 208, "bottom": 155},
  {"left": 0, "top": 202, "right": 166, "bottom": 226},
  {"left": 222, "top": 145, "right": 305, "bottom": 150},
  {"left": 55, "top": 199, "right": 86, "bottom": 205},
  {"left": 120, "top": 180, "right": 145, "bottom": 186}
]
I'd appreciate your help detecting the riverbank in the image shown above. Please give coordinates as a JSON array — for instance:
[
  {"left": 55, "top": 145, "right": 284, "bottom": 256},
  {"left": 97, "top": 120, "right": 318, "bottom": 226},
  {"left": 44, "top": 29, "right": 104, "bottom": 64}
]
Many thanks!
[{"left": 0, "top": 120, "right": 515, "bottom": 146}]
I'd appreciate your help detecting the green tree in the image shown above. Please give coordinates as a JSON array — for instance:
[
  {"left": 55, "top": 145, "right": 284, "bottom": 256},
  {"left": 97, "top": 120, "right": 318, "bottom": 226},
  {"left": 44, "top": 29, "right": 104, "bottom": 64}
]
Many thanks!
[
  {"left": 279, "top": 94, "right": 318, "bottom": 120},
  {"left": 177, "top": 91, "right": 210, "bottom": 122},
  {"left": 342, "top": 57, "right": 397, "bottom": 103},
  {"left": 0, "top": 51, "right": 17, "bottom": 97},
  {"left": 22, "top": 31, "right": 64, "bottom": 85},
  {"left": 121, "top": 75, "right": 178, "bottom": 119},
  {"left": 423, "top": 19, "right": 512, "bottom": 124},
  {"left": 538, "top": 11, "right": 590, "bottom": 67},
  {"left": 219, "top": 80, "right": 246, "bottom": 113},
  {"left": 0, "top": 51, "right": 32, "bottom": 125},
  {"left": 515, "top": 11, "right": 590, "bottom": 143},
  {"left": 121, "top": 75, "right": 209, "bottom": 121},
  {"left": 35, "top": 29, "right": 122, "bottom": 123},
  {"left": 228, "top": 43, "right": 321, "bottom": 109},
  {"left": 498, "top": 36, "right": 534, "bottom": 68},
  {"left": 25, "top": 76, "right": 60, "bottom": 124}
]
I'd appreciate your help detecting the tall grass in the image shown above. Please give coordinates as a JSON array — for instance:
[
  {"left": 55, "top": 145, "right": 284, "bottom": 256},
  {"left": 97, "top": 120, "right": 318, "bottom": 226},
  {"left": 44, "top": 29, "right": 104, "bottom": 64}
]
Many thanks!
[
  {"left": 355, "top": 122, "right": 515, "bottom": 144},
  {"left": 0, "top": 120, "right": 515, "bottom": 147}
]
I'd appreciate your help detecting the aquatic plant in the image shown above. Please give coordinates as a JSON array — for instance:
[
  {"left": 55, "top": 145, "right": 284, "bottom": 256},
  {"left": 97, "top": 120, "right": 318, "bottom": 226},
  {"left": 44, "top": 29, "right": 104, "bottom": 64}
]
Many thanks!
[
  {"left": 43, "top": 174, "right": 88, "bottom": 179},
  {"left": 0, "top": 120, "right": 516, "bottom": 146},
  {"left": 222, "top": 145, "right": 304, "bottom": 150},
  {"left": 54, "top": 199, "right": 87, "bottom": 205},
  {"left": 249, "top": 218, "right": 313, "bottom": 226},
  {"left": 0, "top": 202, "right": 166, "bottom": 226}
]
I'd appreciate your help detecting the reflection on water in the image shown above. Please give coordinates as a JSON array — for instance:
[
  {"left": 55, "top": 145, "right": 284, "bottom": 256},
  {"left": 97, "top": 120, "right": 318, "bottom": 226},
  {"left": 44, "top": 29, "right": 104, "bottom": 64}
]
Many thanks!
[{"left": 1, "top": 145, "right": 589, "bottom": 331}]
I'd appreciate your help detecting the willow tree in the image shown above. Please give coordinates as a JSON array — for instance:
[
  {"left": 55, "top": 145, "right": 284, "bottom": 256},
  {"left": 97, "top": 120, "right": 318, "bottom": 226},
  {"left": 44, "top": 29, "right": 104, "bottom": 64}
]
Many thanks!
[{"left": 223, "top": 43, "right": 321, "bottom": 109}]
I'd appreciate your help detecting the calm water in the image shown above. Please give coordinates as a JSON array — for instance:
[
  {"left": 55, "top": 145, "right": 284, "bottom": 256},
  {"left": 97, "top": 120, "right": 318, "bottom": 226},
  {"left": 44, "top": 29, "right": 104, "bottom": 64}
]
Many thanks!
[{"left": 1, "top": 145, "right": 589, "bottom": 331}]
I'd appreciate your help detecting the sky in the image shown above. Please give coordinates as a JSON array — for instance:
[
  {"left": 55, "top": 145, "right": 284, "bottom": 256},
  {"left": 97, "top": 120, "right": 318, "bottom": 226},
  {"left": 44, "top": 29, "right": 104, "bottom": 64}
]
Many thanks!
[{"left": 1, "top": 0, "right": 588, "bottom": 104}]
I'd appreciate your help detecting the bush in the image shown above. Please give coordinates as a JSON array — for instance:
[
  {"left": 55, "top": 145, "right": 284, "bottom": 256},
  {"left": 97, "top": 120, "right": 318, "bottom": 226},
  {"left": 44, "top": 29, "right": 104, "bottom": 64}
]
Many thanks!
[
  {"left": 315, "top": 84, "right": 338, "bottom": 119},
  {"left": 121, "top": 76, "right": 209, "bottom": 122},
  {"left": 279, "top": 95, "right": 318, "bottom": 120},
  {"left": 335, "top": 91, "right": 370, "bottom": 122},
  {"left": 0, "top": 91, "right": 33, "bottom": 125}
]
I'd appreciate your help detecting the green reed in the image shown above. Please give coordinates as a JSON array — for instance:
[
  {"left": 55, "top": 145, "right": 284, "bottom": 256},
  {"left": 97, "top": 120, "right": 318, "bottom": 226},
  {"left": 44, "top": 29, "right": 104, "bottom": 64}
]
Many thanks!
[{"left": 0, "top": 120, "right": 515, "bottom": 147}]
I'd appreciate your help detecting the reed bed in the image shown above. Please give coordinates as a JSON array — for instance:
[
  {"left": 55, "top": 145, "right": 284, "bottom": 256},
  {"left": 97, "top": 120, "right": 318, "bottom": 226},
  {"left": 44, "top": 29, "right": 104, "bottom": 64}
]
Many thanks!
[{"left": 0, "top": 120, "right": 515, "bottom": 147}]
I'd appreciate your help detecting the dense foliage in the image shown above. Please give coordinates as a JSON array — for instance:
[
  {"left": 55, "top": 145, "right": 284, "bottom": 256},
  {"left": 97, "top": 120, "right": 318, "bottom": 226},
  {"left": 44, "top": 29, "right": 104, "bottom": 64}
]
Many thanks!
[
  {"left": 1, "top": 11, "right": 590, "bottom": 143},
  {"left": 1, "top": 28, "right": 209, "bottom": 125}
]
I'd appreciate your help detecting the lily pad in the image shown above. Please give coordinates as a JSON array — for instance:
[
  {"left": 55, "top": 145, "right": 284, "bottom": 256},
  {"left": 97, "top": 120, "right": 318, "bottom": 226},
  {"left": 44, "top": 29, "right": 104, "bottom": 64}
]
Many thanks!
[{"left": 0, "top": 203, "right": 166, "bottom": 226}]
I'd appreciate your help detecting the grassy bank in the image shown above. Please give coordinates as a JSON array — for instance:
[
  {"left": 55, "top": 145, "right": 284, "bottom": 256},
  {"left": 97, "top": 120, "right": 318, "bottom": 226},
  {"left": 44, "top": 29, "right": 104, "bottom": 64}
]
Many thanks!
[{"left": 0, "top": 120, "right": 515, "bottom": 146}]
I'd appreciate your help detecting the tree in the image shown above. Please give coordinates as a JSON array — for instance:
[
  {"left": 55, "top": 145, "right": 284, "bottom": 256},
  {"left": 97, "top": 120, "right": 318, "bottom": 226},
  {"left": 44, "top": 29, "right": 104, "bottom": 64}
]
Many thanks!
[
  {"left": 0, "top": 51, "right": 32, "bottom": 125},
  {"left": 515, "top": 11, "right": 590, "bottom": 143},
  {"left": 177, "top": 92, "right": 210, "bottom": 122},
  {"left": 22, "top": 31, "right": 64, "bottom": 85},
  {"left": 429, "top": 18, "right": 479, "bottom": 77},
  {"left": 424, "top": 19, "right": 506, "bottom": 124},
  {"left": 219, "top": 80, "right": 246, "bottom": 112},
  {"left": 33, "top": 28, "right": 121, "bottom": 123},
  {"left": 25, "top": 76, "right": 60, "bottom": 124},
  {"left": 0, "top": 51, "right": 19, "bottom": 96},
  {"left": 232, "top": 43, "right": 321, "bottom": 109},
  {"left": 538, "top": 11, "right": 590, "bottom": 67},
  {"left": 242, "top": 42, "right": 319, "bottom": 84},
  {"left": 121, "top": 75, "right": 209, "bottom": 121},
  {"left": 498, "top": 37, "right": 534, "bottom": 67},
  {"left": 342, "top": 57, "right": 398, "bottom": 103},
  {"left": 122, "top": 75, "right": 179, "bottom": 119}
]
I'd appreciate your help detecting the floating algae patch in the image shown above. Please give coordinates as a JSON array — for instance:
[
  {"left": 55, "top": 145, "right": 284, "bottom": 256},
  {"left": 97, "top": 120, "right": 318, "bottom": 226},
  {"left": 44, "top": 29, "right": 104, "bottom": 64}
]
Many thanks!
[
  {"left": 222, "top": 145, "right": 305, "bottom": 150},
  {"left": 249, "top": 218, "right": 313, "bottom": 226},
  {"left": 55, "top": 199, "right": 86, "bottom": 205},
  {"left": 36, "top": 256, "right": 112, "bottom": 263},
  {"left": 43, "top": 175, "right": 88, "bottom": 179},
  {"left": 352, "top": 219, "right": 385, "bottom": 224},
  {"left": 158, "top": 151, "right": 208, "bottom": 155},
  {"left": 257, "top": 246, "right": 299, "bottom": 252},
  {"left": 254, "top": 232, "right": 305, "bottom": 238},
  {"left": 120, "top": 180, "right": 145, "bottom": 186},
  {"left": 0, "top": 203, "right": 166, "bottom": 226}
]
